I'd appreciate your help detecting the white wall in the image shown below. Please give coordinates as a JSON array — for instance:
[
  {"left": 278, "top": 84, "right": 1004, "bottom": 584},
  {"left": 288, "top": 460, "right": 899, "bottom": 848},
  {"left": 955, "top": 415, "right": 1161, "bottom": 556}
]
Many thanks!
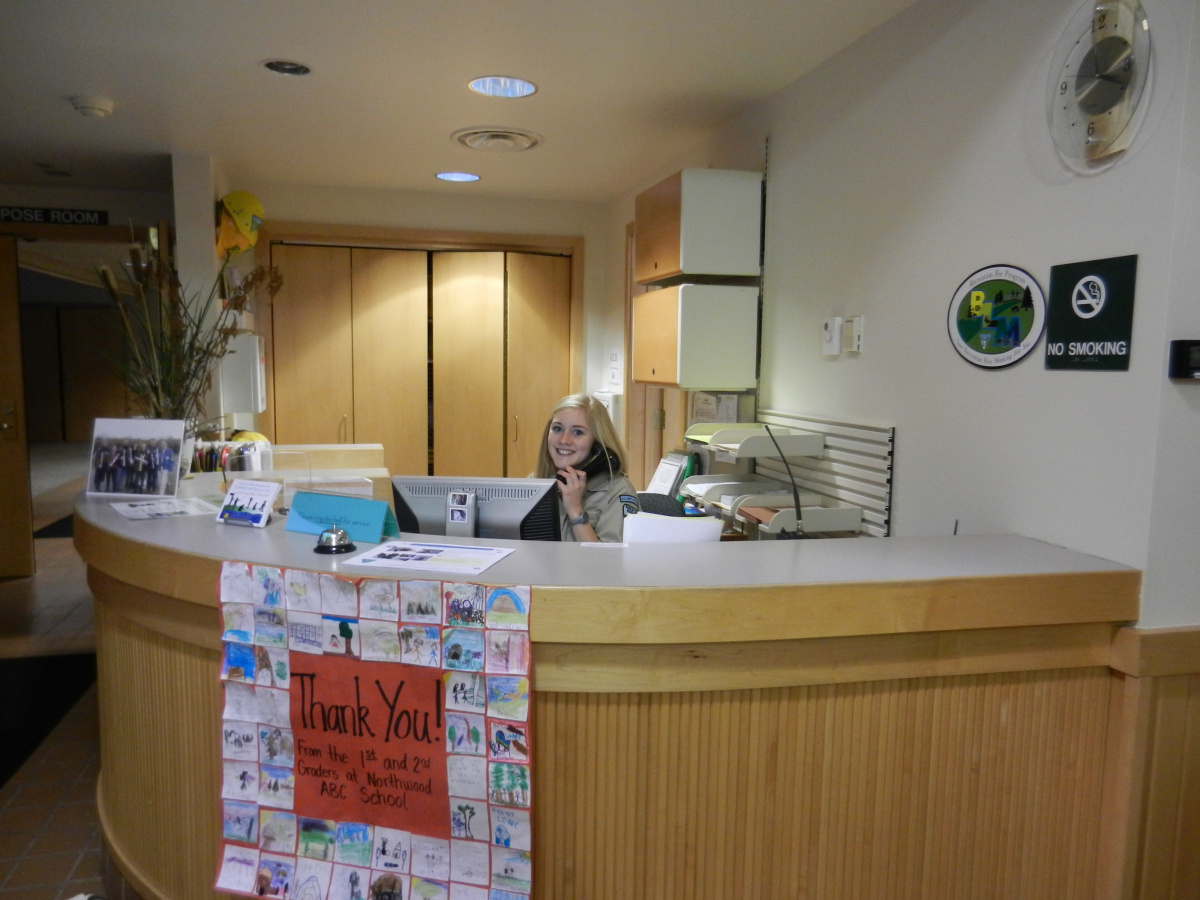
[{"left": 635, "top": 0, "right": 1197, "bottom": 626}]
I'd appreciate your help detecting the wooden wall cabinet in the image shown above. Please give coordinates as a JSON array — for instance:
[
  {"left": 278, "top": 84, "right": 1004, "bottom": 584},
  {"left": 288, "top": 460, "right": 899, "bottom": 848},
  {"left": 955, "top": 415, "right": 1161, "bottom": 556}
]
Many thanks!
[
  {"left": 632, "top": 284, "right": 758, "bottom": 389},
  {"left": 634, "top": 168, "right": 762, "bottom": 285}
]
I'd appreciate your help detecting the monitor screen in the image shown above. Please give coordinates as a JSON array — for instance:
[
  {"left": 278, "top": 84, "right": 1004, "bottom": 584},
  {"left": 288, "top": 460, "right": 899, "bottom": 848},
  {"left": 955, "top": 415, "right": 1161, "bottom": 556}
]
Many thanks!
[{"left": 391, "top": 476, "right": 560, "bottom": 542}]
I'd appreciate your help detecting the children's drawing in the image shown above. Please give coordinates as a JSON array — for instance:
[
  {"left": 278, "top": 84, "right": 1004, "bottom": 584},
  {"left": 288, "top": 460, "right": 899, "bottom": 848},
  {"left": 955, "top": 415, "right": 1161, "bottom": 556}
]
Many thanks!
[
  {"left": 409, "top": 876, "right": 450, "bottom": 900},
  {"left": 445, "top": 755, "right": 487, "bottom": 801},
  {"left": 323, "top": 615, "right": 360, "bottom": 658},
  {"left": 484, "top": 586, "right": 530, "bottom": 631},
  {"left": 254, "top": 606, "right": 288, "bottom": 648},
  {"left": 221, "top": 642, "right": 258, "bottom": 683},
  {"left": 399, "top": 625, "right": 440, "bottom": 667},
  {"left": 215, "top": 843, "right": 259, "bottom": 894},
  {"left": 255, "top": 646, "right": 290, "bottom": 688},
  {"left": 443, "top": 672, "right": 486, "bottom": 714},
  {"left": 487, "top": 720, "right": 529, "bottom": 763},
  {"left": 371, "top": 826, "right": 411, "bottom": 872},
  {"left": 410, "top": 835, "right": 451, "bottom": 882},
  {"left": 486, "top": 890, "right": 526, "bottom": 900},
  {"left": 368, "top": 871, "right": 409, "bottom": 900},
  {"left": 222, "top": 720, "right": 258, "bottom": 762},
  {"left": 292, "top": 857, "right": 332, "bottom": 900},
  {"left": 443, "top": 582, "right": 486, "bottom": 628},
  {"left": 320, "top": 572, "right": 359, "bottom": 617},
  {"left": 489, "top": 847, "right": 532, "bottom": 894},
  {"left": 221, "top": 760, "right": 258, "bottom": 802},
  {"left": 223, "top": 682, "right": 258, "bottom": 723},
  {"left": 359, "top": 578, "right": 400, "bottom": 620},
  {"left": 442, "top": 627, "right": 484, "bottom": 671},
  {"left": 487, "top": 762, "right": 531, "bottom": 809},
  {"left": 449, "top": 838, "right": 490, "bottom": 885},
  {"left": 257, "top": 686, "right": 292, "bottom": 728},
  {"left": 334, "top": 821, "right": 373, "bottom": 868},
  {"left": 449, "top": 796, "right": 485, "bottom": 840},
  {"left": 258, "top": 725, "right": 295, "bottom": 767},
  {"left": 328, "top": 863, "right": 370, "bottom": 900},
  {"left": 489, "top": 806, "right": 532, "bottom": 851},
  {"left": 252, "top": 565, "right": 285, "bottom": 608},
  {"left": 360, "top": 620, "right": 401, "bottom": 662},
  {"left": 486, "top": 676, "right": 530, "bottom": 722},
  {"left": 259, "top": 809, "right": 298, "bottom": 854},
  {"left": 221, "top": 603, "right": 254, "bottom": 645},
  {"left": 222, "top": 799, "right": 259, "bottom": 843},
  {"left": 446, "top": 712, "right": 485, "bottom": 756},
  {"left": 400, "top": 579, "right": 442, "bottom": 624},
  {"left": 484, "top": 630, "right": 529, "bottom": 676},
  {"left": 255, "top": 853, "right": 295, "bottom": 897},
  {"left": 285, "top": 568, "right": 322, "bottom": 613},
  {"left": 297, "top": 817, "right": 337, "bottom": 860},
  {"left": 220, "top": 561, "right": 255, "bottom": 606},
  {"left": 258, "top": 763, "right": 295, "bottom": 809},
  {"left": 447, "top": 882, "right": 488, "bottom": 900},
  {"left": 287, "top": 610, "right": 324, "bottom": 654}
]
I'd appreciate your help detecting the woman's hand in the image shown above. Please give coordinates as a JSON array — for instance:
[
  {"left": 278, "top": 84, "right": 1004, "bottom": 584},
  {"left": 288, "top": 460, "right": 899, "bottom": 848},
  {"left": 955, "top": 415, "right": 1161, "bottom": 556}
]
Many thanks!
[{"left": 556, "top": 465, "right": 587, "bottom": 518}]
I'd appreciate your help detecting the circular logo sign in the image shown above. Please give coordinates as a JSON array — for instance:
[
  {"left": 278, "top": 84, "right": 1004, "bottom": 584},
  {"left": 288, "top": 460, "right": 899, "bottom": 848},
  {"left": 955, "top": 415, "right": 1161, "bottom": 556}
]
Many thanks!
[
  {"left": 947, "top": 265, "right": 1046, "bottom": 368},
  {"left": 1071, "top": 275, "right": 1106, "bottom": 319}
]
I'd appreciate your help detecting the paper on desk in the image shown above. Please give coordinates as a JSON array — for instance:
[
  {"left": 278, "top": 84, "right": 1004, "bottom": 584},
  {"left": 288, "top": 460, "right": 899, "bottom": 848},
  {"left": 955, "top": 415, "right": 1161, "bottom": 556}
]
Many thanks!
[
  {"left": 622, "top": 512, "right": 723, "bottom": 543},
  {"left": 110, "top": 497, "right": 219, "bottom": 519}
]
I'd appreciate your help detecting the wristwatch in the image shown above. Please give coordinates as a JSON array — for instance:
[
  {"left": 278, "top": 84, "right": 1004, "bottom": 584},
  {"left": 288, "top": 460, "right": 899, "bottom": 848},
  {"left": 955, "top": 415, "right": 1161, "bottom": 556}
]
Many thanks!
[{"left": 567, "top": 510, "right": 590, "bottom": 527}]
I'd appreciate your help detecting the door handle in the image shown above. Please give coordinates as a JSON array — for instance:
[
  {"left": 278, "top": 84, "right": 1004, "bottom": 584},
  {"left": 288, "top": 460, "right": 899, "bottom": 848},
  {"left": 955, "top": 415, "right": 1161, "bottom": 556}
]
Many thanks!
[
  {"left": 513, "top": 415, "right": 518, "bottom": 442},
  {"left": 0, "top": 402, "right": 17, "bottom": 441}
]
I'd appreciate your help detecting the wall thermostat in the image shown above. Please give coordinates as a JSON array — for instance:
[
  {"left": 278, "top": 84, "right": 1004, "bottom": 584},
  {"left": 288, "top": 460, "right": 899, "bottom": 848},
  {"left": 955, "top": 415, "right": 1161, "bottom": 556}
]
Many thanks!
[{"left": 1167, "top": 341, "right": 1200, "bottom": 380}]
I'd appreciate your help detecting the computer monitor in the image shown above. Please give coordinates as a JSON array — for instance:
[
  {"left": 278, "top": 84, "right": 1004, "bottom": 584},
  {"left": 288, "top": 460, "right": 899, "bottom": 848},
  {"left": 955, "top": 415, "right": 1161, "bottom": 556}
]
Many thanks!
[{"left": 391, "top": 476, "right": 560, "bottom": 542}]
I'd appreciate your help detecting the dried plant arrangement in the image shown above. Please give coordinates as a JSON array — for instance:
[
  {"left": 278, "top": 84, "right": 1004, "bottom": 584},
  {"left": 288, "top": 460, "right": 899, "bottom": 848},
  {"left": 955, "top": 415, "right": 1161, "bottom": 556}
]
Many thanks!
[{"left": 99, "top": 242, "right": 281, "bottom": 436}]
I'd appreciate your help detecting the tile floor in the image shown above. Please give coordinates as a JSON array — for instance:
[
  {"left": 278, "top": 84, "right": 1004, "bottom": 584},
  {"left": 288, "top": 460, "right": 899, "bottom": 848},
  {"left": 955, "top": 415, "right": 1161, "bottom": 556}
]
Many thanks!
[{"left": 1, "top": 452, "right": 104, "bottom": 900}]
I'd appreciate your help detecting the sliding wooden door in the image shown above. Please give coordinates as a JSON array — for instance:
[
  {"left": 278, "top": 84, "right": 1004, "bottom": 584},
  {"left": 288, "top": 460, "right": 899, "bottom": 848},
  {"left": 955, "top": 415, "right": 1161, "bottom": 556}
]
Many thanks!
[
  {"left": 431, "top": 252, "right": 505, "bottom": 476},
  {"left": 351, "top": 249, "right": 428, "bottom": 475},
  {"left": 506, "top": 253, "right": 571, "bottom": 477},
  {"left": 271, "top": 245, "right": 354, "bottom": 445}
]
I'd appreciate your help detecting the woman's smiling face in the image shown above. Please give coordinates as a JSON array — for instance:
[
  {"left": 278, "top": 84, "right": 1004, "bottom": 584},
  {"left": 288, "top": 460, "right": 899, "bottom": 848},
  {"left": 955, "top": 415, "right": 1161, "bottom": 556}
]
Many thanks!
[{"left": 547, "top": 407, "right": 595, "bottom": 469}]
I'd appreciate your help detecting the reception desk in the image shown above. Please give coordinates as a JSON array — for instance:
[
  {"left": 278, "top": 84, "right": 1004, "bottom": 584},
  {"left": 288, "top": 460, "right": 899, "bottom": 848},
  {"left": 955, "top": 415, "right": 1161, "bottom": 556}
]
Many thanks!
[{"left": 76, "top": 473, "right": 1188, "bottom": 900}]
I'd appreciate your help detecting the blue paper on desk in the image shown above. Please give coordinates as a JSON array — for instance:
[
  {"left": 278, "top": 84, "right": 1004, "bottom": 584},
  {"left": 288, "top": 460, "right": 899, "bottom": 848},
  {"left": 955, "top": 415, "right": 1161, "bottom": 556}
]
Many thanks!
[{"left": 284, "top": 491, "right": 400, "bottom": 543}]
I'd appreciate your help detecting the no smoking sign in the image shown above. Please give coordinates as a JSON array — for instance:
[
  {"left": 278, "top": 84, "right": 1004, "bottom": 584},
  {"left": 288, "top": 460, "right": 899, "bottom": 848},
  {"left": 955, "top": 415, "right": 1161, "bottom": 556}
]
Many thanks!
[{"left": 1045, "top": 255, "right": 1138, "bottom": 371}]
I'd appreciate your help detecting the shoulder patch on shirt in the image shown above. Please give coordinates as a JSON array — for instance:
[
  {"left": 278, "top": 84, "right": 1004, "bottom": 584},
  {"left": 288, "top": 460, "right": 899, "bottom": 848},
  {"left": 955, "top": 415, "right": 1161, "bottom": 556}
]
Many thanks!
[{"left": 619, "top": 494, "right": 640, "bottom": 517}]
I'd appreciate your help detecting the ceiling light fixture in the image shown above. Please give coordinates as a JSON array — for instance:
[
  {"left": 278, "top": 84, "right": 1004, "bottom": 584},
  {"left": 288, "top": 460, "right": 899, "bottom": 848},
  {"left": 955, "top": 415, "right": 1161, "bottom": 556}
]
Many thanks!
[
  {"left": 468, "top": 76, "right": 536, "bottom": 99},
  {"left": 452, "top": 127, "right": 542, "bottom": 152},
  {"left": 436, "top": 172, "right": 481, "bottom": 183},
  {"left": 262, "top": 60, "right": 311, "bottom": 76},
  {"left": 69, "top": 95, "right": 114, "bottom": 117}
]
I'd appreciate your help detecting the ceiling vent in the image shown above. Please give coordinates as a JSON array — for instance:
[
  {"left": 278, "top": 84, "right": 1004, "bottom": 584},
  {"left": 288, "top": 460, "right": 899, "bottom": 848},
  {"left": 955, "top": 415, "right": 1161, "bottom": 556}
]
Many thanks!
[{"left": 452, "top": 127, "right": 542, "bottom": 152}]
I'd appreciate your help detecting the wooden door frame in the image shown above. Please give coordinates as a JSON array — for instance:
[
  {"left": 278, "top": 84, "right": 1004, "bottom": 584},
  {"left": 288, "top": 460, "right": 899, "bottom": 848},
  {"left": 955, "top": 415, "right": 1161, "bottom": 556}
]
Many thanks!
[
  {"left": 256, "top": 222, "right": 585, "bottom": 442},
  {"left": 0, "top": 223, "right": 154, "bottom": 575}
]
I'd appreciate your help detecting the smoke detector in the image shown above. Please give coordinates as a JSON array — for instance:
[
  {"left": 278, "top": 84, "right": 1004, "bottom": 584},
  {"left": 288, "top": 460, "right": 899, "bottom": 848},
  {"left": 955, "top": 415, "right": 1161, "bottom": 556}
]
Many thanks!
[
  {"left": 69, "top": 95, "right": 114, "bottom": 118},
  {"left": 452, "top": 127, "right": 542, "bottom": 152}
]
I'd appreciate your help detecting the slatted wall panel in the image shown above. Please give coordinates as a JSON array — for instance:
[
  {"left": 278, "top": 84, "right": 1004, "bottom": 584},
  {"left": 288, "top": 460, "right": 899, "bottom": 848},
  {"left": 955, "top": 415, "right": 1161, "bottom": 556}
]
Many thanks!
[
  {"left": 755, "top": 408, "right": 895, "bottom": 536},
  {"left": 532, "top": 668, "right": 1110, "bottom": 900},
  {"left": 95, "top": 604, "right": 229, "bottom": 900}
]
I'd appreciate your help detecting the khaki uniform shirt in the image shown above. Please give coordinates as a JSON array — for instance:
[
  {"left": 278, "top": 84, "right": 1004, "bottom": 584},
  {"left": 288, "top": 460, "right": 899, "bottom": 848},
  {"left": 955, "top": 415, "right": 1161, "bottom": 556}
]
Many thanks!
[{"left": 560, "top": 471, "right": 640, "bottom": 542}]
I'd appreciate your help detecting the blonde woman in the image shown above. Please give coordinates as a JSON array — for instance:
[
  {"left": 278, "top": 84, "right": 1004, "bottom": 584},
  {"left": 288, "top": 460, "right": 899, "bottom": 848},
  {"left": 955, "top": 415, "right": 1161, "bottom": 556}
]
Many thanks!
[{"left": 534, "top": 394, "right": 640, "bottom": 542}]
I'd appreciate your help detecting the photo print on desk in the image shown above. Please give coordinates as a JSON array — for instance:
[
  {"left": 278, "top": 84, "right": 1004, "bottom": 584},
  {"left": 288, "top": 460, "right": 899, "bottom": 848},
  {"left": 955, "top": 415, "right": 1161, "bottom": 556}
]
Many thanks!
[{"left": 214, "top": 563, "right": 536, "bottom": 898}]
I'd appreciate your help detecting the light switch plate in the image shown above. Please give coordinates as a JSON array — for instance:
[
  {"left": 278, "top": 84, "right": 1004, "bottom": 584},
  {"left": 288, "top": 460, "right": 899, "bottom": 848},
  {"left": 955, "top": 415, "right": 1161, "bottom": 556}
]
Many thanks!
[{"left": 823, "top": 317, "right": 842, "bottom": 356}]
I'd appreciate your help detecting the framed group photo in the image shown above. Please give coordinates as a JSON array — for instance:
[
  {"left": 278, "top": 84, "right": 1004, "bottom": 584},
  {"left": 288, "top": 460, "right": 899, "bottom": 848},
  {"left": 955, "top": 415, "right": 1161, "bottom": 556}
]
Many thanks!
[{"left": 87, "top": 417, "right": 186, "bottom": 499}]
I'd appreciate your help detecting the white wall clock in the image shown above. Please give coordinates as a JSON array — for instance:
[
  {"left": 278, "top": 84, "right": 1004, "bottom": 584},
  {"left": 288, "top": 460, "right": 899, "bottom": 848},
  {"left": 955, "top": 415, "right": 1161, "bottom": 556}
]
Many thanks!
[{"left": 1047, "top": 0, "right": 1152, "bottom": 164}]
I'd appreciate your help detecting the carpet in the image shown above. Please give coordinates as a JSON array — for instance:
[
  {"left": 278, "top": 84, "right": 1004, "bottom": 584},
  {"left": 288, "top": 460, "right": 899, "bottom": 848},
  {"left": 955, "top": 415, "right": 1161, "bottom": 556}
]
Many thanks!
[
  {"left": 0, "top": 653, "right": 96, "bottom": 786},
  {"left": 33, "top": 514, "right": 74, "bottom": 539}
]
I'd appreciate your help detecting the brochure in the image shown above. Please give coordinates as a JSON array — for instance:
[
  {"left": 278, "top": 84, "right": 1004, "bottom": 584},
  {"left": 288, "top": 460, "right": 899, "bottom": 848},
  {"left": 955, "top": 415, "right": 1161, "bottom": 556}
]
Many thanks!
[{"left": 216, "top": 479, "right": 282, "bottom": 528}]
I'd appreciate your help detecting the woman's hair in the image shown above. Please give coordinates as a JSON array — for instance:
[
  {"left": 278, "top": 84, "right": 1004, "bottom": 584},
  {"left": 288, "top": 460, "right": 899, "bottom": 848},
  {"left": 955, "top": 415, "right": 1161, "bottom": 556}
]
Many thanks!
[{"left": 534, "top": 393, "right": 631, "bottom": 480}]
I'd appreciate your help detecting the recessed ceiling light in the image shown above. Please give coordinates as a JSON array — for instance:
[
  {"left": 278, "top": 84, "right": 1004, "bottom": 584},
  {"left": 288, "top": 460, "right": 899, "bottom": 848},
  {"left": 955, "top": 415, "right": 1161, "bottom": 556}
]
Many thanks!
[
  {"left": 436, "top": 172, "right": 481, "bottom": 183},
  {"left": 69, "top": 95, "right": 114, "bottom": 117},
  {"left": 263, "top": 60, "right": 311, "bottom": 76},
  {"left": 468, "top": 76, "right": 536, "bottom": 99}
]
